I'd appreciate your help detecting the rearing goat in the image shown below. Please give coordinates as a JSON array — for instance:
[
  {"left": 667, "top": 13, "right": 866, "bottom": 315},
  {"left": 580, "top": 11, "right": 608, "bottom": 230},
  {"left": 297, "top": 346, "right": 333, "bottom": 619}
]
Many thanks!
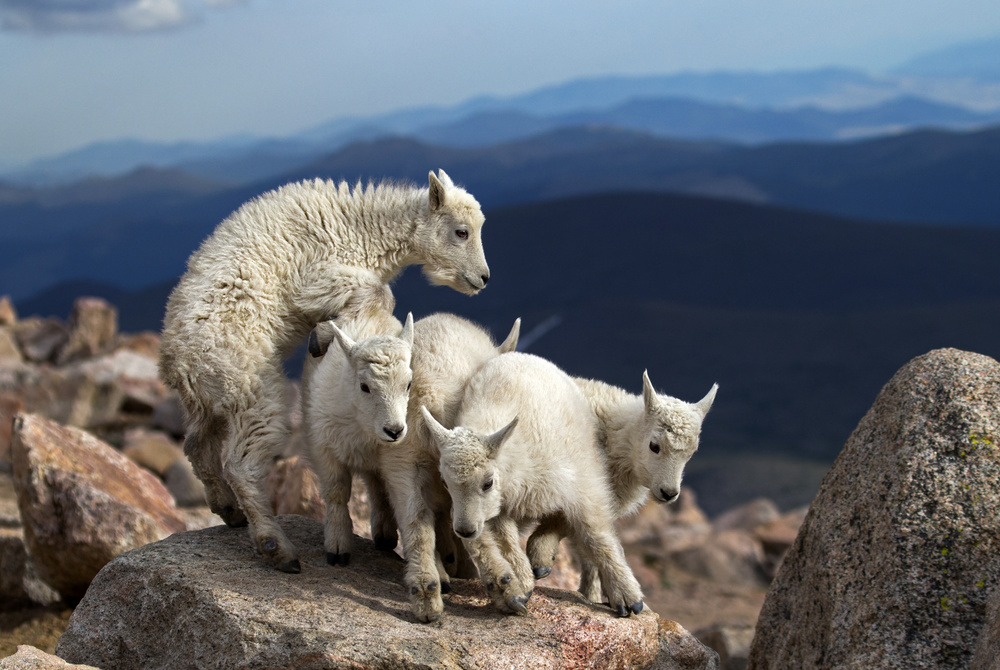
[{"left": 159, "top": 171, "right": 489, "bottom": 572}]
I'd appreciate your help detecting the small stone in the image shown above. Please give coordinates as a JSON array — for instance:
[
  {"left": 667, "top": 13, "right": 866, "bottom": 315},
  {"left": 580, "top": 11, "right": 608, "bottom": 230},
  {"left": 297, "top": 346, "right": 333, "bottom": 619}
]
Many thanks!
[
  {"left": 0, "top": 645, "right": 101, "bottom": 669},
  {"left": 0, "top": 296, "right": 16, "bottom": 326},
  {"left": 15, "top": 318, "right": 69, "bottom": 364},
  {"left": 57, "top": 297, "right": 118, "bottom": 365}
]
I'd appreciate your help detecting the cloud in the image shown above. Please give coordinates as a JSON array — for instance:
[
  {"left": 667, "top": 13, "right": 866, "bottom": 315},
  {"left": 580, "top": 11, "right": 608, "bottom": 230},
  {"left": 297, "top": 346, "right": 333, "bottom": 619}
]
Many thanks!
[{"left": 0, "top": 0, "right": 241, "bottom": 34}]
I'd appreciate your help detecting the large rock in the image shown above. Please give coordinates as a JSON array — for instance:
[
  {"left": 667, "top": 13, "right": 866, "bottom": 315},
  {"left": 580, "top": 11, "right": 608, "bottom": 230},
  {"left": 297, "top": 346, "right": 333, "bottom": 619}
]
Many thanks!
[
  {"left": 0, "top": 646, "right": 100, "bottom": 670},
  {"left": 57, "top": 298, "right": 117, "bottom": 365},
  {"left": 11, "top": 412, "right": 186, "bottom": 598},
  {"left": 748, "top": 349, "right": 1000, "bottom": 669},
  {"left": 56, "top": 515, "right": 718, "bottom": 670}
]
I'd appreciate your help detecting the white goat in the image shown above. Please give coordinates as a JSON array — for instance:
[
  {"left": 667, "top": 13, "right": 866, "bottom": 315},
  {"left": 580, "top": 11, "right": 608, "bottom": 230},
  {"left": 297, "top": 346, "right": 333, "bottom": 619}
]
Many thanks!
[
  {"left": 159, "top": 170, "right": 489, "bottom": 572},
  {"left": 423, "top": 352, "right": 646, "bottom": 618},
  {"left": 526, "top": 373, "right": 718, "bottom": 602},
  {"left": 305, "top": 311, "right": 519, "bottom": 622}
]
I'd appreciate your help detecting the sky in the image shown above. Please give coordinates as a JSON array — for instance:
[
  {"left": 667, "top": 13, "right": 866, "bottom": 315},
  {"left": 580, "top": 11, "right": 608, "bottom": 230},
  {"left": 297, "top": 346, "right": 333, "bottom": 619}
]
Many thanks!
[{"left": 1, "top": 0, "right": 999, "bottom": 167}]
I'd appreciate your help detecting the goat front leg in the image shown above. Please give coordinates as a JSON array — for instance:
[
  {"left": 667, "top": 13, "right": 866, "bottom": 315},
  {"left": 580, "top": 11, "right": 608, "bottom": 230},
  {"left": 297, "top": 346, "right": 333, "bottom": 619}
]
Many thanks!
[
  {"left": 491, "top": 515, "right": 535, "bottom": 612},
  {"left": 384, "top": 465, "right": 445, "bottom": 622},
  {"left": 570, "top": 514, "right": 644, "bottom": 617},
  {"left": 464, "top": 521, "right": 529, "bottom": 615},
  {"left": 313, "top": 455, "right": 354, "bottom": 566}
]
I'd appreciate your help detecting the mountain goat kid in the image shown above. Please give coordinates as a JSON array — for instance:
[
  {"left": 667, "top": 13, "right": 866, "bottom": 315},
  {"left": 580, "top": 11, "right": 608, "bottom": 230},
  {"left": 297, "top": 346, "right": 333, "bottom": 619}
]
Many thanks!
[
  {"left": 527, "top": 373, "right": 718, "bottom": 602},
  {"left": 159, "top": 170, "right": 489, "bottom": 572},
  {"left": 423, "top": 352, "right": 646, "bottom": 618},
  {"left": 305, "top": 311, "right": 519, "bottom": 622}
]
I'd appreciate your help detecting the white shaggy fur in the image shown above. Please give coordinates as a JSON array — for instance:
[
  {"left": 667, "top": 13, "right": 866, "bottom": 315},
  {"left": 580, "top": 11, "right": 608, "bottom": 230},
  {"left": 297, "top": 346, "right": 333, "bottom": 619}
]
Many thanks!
[
  {"left": 423, "top": 352, "right": 646, "bottom": 617},
  {"left": 159, "top": 170, "right": 490, "bottom": 571},
  {"left": 304, "top": 311, "right": 520, "bottom": 622},
  {"left": 527, "top": 373, "right": 718, "bottom": 601}
]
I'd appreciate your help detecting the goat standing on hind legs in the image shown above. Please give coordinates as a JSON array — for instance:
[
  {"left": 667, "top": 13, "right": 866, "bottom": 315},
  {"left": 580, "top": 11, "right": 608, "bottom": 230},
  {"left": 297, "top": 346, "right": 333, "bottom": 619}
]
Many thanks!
[{"left": 158, "top": 170, "right": 490, "bottom": 572}]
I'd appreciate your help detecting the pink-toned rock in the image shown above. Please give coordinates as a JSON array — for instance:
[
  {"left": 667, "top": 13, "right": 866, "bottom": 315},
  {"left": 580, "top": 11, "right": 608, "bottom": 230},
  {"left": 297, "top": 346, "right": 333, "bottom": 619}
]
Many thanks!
[
  {"left": 14, "top": 319, "right": 68, "bottom": 364},
  {"left": 712, "top": 498, "right": 780, "bottom": 533},
  {"left": 671, "top": 529, "right": 768, "bottom": 588},
  {"left": 56, "top": 515, "right": 719, "bottom": 670},
  {"left": 113, "top": 331, "right": 160, "bottom": 360},
  {"left": 11, "top": 412, "right": 186, "bottom": 598},
  {"left": 0, "top": 296, "right": 16, "bottom": 327},
  {"left": 0, "top": 327, "right": 21, "bottom": 364},
  {"left": 265, "top": 455, "right": 324, "bottom": 521},
  {"left": 56, "top": 298, "right": 117, "bottom": 365},
  {"left": 0, "top": 646, "right": 100, "bottom": 670},
  {"left": 121, "top": 428, "right": 183, "bottom": 476},
  {"left": 1, "top": 393, "right": 24, "bottom": 472}
]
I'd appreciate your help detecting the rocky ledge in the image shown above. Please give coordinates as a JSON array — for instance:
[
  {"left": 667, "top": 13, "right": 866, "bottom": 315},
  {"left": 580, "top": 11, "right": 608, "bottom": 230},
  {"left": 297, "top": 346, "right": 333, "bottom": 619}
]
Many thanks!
[{"left": 55, "top": 515, "right": 718, "bottom": 670}]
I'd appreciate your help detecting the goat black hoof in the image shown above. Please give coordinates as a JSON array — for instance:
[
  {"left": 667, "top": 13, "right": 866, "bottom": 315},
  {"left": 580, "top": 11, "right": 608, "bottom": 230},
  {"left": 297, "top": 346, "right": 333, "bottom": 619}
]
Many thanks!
[
  {"left": 532, "top": 566, "right": 551, "bottom": 579},
  {"left": 278, "top": 559, "right": 301, "bottom": 574},
  {"left": 615, "top": 604, "right": 628, "bottom": 618},
  {"left": 509, "top": 596, "right": 528, "bottom": 615},
  {"left": 326, "top": 552, "right": 350, "bottom": 566},
  {"left": 441, "top": 581, "right": 452, "bottom": 594},
  {"left": 630, "top": 601, "right": 643, "bottom": 615},
  {"left": 374, "top": 536, "right": 398, "bottom": 551},
  {"left": 220, "top": 506, "right": 248, "bottom": 528}
]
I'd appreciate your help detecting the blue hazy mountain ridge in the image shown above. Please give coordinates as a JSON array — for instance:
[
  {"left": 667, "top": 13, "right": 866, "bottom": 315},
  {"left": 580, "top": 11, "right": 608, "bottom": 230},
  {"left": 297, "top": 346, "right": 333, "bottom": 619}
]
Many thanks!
[
  {"left": 893, "top": 35, "right": 1000, "bottom": 80},
  {"left": 3, "top": 122, "right": 1000, "bottom": 302},
  {"left": 7, "top": 46, "right": 1000, "bottom": 187}
]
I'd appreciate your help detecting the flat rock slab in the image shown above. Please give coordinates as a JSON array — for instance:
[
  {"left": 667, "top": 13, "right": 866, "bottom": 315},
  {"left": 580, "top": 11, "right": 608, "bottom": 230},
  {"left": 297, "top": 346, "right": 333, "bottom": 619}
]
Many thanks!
[{"left": 57, "top": 515, "right": 717, "bottom": 670}]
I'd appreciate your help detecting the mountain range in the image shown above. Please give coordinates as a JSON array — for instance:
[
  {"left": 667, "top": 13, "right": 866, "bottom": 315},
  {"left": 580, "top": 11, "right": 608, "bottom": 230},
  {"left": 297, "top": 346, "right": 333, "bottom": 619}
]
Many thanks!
[{"left": 6, "top": 36, "right": 1000, "bottom": 187}]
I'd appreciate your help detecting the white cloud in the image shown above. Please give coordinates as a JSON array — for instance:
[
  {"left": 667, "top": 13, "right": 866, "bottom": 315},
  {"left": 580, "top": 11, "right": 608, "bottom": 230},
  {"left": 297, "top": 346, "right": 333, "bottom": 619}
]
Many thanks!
[{"left": 0, "top": 0, "right": 240, "bottom": 33}]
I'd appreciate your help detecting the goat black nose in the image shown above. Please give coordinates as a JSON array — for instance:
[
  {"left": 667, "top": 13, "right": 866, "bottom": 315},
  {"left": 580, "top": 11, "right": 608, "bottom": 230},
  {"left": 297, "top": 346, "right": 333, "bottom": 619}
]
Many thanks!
[
  {"left": 661, "top": 488, "right": 679, "bottom": 502},
  {"left": 384, "top": 427, "right": 402, "bottom": 440},
  {"left": 481, "top": 274, "right": 490, "bottom": 286},
  {"left": 456, "top": 528, "right": 475, "bottom": 539}
]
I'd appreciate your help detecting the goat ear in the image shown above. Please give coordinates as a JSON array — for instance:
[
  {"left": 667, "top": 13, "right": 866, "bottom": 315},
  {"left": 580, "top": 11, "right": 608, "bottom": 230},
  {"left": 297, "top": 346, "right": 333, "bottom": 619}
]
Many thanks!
[
  {"left": 696, "top": 383, "right": 719, "bottom": 418},
  {"left": 399, "top": 312, "right": 414, "bottom": 347},
  {"left": 437, "top": 169, "right": 455, "bottom": 187},
  {"left": 642, "top": 370, "right": 658, "bottom": 413},
  {"left": 428, "top": 171, "right": 446, "bottom": 210},
  {"left": 329, "top": 322, "right": 356, "bottom": 355},
  {"left": 421, "top": 406, "right": 450, "bottom": 445},
  {"left": 497, "top": 318, "right": 521, "bottom": 354},
  {"left": 485, "top": 416, "right": 518, "bottom": 458}
]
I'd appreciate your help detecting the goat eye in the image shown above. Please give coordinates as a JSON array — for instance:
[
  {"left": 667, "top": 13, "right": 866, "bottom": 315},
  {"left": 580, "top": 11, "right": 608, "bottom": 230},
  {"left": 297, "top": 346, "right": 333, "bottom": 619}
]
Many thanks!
[
  {"left": 456, "top": 229, "right": 469, "bottom": 240},
  {"left": 649, "top": 442, "right": 660, "bottom": 454},
  {"left": 482, "top": 478, "right": 493, "bottom": 492},
  {"left": 360, "top": 383, "right": 370, "bottom": 394}
]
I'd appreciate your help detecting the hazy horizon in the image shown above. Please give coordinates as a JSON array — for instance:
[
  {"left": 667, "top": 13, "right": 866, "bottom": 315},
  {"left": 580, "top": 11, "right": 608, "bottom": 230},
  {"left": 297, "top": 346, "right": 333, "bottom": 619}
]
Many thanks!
[{"left": 1, "top": 0, "right": 999, "bottom": 167}]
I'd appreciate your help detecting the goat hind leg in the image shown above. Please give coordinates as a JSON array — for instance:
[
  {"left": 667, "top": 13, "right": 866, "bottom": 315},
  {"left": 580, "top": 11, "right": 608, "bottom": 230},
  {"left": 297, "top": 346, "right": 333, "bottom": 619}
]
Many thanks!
[
  {"left": 222, "top": 396, "right": 299, "bottom": 573},
  {"left": 183, "top": 413, "right": 245, "bottom": 527}
]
